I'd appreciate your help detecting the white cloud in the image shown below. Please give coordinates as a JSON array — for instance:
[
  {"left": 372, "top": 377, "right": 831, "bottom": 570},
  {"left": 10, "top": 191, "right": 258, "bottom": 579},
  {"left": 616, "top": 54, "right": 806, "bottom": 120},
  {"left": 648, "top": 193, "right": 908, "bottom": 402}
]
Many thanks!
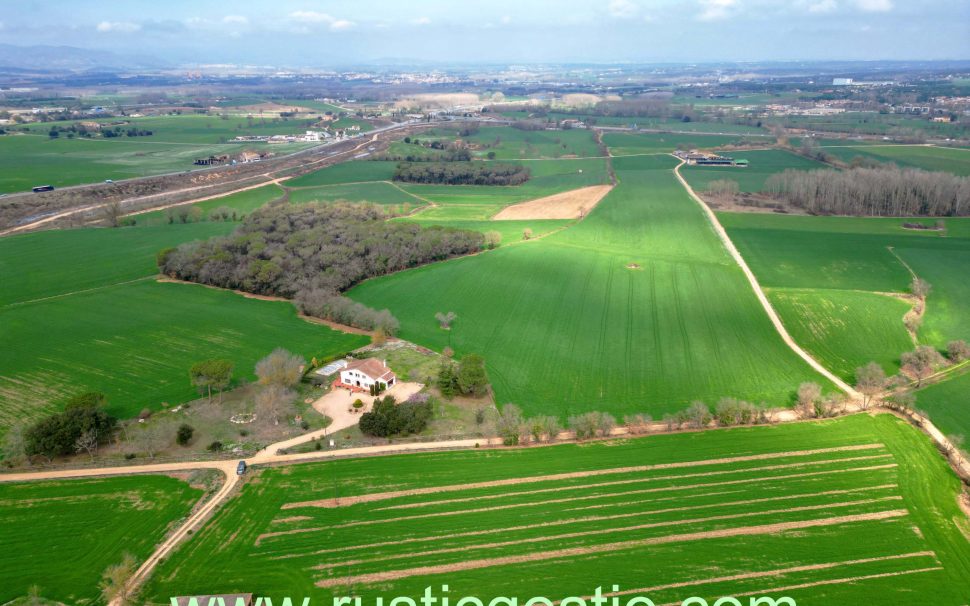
[
  {"left": 329, "top": 19, "right": 355, "bottom": 31},
  {"left": 290, "top": 10, "right": 335, "bottom": 24},
  {"left": 96, "top": 21, "right": 141, "bottom": 33},
  {"left": 289, "top": 11, "right": 354, "bottom": 31},
  {"left": 697, "top": 0, "right": 739, "bottom": 21},
  {"left": 412, "top": 16, "right": 432, "bottom": 26},
  {"left": 608, "top": 0, "right": 639, "bottom": 18},
  {"left": 807, "top": 0, "right": 838, "bottom": 13},
  {"left": 855, "top": 0, "right": 892, "bottom": 11},
  {"left": 222, "top": 15, "right": 249, "bottom": 25}
]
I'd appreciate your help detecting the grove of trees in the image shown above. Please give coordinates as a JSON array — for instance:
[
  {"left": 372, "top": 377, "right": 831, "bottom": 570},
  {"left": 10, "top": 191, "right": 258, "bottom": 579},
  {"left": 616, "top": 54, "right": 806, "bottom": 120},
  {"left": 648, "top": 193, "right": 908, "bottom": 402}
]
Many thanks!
[
  {"left": 762, "top": 165, "right": 969, "bottom": 216},
  {"left": 158, "top": 203, "right": 484, "bottom": 333},
  {"left": 393, "top": 161, "right": 530, "bottom": 186}
]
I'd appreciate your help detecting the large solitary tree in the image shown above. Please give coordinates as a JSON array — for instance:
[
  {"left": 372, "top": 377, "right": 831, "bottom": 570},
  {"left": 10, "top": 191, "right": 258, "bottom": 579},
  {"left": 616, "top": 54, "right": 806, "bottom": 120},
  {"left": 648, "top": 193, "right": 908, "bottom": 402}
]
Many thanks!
[
  {"left": 855, "top": 362, "right": 887, "bottom": 410},
  {"left": 255, "top": 348, "right": 305, "bottom": 389}
]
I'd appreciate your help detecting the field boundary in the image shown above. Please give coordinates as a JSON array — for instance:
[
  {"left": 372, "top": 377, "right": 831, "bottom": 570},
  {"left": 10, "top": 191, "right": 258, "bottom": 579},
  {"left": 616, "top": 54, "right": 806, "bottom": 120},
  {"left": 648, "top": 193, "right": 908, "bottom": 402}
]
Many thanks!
[{"left": 670, "top": 156, "right": 859, "bottom": 396}]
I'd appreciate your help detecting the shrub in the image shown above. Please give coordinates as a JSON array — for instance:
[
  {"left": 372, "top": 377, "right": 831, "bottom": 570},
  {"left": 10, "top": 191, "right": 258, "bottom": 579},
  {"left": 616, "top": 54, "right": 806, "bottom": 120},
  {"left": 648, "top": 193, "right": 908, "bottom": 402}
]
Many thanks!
[
  {"left": 176, "top": 424, "right": 194, "bottom": 446},
  {"left": 359, "top": 395, "right": 433, "bottom": 437},
  {"left": 138, "top": 408, "right": 153, "bottom": 420},
  {"left": 24, "top": 403, "right": 116, "bottom": 460},
  {"left": 457, "top": 354, "right": 489, "bottom": 397},
  {"left": 207, "top": 441, "right": 223, "bottom": 452},
  {"left": 495, "top": 403, "right": 524, "bottom": 445}
]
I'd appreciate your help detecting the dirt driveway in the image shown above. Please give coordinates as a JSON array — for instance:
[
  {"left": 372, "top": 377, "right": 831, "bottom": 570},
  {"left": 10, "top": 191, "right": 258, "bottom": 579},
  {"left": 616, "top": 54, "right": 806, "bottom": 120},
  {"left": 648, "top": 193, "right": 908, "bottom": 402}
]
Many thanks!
[{"left": 308, "top": 381, "right": 425, "bottom": 435}]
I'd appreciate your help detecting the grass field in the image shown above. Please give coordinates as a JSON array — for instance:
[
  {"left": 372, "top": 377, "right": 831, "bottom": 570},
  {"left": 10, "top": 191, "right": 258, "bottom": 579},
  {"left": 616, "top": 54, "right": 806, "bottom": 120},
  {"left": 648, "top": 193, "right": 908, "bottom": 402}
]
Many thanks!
[
  {"left": 0, "top": 112, "right": 323, "bottom": 192},
  {"left": 682, "top": 149, "right": 828, "bottom": 193},
  {"left": 0, "top": 279, "right": 366, "bottom": 423},
  {"left": 915, "top": 371, "right": 970, "bottom": 441},
  {"left": 133, "top": 184, "right": 285, "bottom": 226},
  {"left": 0, "top": 474, "right": 201, "bottom": 605},
  {"left": 349, "top": 154, "right": 825, "bottom": 418},
  {"left": 720, "top": 213, "right": 970, "bottom": 377},
  {"left": 603, "top": 132, "right": 772, "bottom": 156},
  {"left": 0, "top": 213, "right": 367, "bottom": 425},
  {"left": 821, "top": 145, "right": 970, "bottom": 176},
  {"left": 767, "top": 288, "right": 914, "bottom": 380},
  {"left": 286, "top": 147, "right": 609, "bottom": 240},
  {"left": 141, "top": 414, "right": 970, "bottom": 605},
  {"left": 499, "top": 112, "right": 768, "bottom": 134}
]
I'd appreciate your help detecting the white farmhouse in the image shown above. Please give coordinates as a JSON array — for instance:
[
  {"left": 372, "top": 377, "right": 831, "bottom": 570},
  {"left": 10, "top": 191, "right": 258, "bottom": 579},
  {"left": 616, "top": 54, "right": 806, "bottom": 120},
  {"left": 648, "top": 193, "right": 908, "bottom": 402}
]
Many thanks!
[{"left": 339, "top": 358, "right": 396, "bottom": 391}]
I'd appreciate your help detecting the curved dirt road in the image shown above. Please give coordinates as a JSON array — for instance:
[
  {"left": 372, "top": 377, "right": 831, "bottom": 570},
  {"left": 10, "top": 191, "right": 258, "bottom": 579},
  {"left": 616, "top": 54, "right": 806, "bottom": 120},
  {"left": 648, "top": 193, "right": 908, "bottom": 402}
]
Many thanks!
[{"left": 671, "top": 158, "right": 859, "bottom": 396}]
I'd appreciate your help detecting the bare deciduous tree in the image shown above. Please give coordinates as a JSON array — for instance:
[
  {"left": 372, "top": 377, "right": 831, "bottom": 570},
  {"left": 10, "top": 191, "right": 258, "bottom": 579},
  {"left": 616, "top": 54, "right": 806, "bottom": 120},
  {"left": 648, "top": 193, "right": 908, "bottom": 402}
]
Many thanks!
[
  {"left": 137, "top": 423, "right": 167, "bottom": 460},
  {"left": 100, "top": 552, "right": 137, "bottom": 606},
  {"left": 900, "top": 346, "right": 944, "bottom": 387},
  {"left": 74, "top": 428, "right": 99, "bottom": 461},
  {"left": 255, "top": 348, "right": 305, "bottom": 389},
  {"left": 255, "top": 385, "right": 294, "bottom": 426},
  {"left": 855, "top": 362, "right": 887, "bottom": 410},
  {"left": 947, "top": 339, "right": 970, "bottom": 363},
  {"left": 796, "top": 382, "right": 822, "bottom": 417},
  {"left": 495, "top": 403, "right": 524, "bottom": 445},
  {"left": 435, "top": 311, "right": 457, "bottom": 330},
  {"left": 910, "top": 277, "right": 932, "bottom": 298}
]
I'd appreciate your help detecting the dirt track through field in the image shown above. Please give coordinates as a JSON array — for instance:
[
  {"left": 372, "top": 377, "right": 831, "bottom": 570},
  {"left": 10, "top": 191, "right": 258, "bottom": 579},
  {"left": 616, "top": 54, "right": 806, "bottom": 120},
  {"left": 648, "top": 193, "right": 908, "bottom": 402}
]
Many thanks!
[
  {"left": 671, "top": 157, "right": 858, "bottom": 396},
  {"left": 560, "top": 551, "right": 935, "bottom": 605},
  {"left": 264, "top": 483, "right": 897, "bottom": 556},
  {"left": 378, "top": 453, "right": 893, "bottom": 510},
  {"left": 492, "top": 185, "right": 613, "bottom": 220},
  {"left": 282, "top": 444, "right": 884, "bottom": 509},
  {"left": 321, "top": 463, "right": 897, "bottom": 529},
  {"left": 315, "top": 509, "right": 908, "bottom": 587},
  {"left": 313, "top": 497, "right": 902, "bottom": 570}
]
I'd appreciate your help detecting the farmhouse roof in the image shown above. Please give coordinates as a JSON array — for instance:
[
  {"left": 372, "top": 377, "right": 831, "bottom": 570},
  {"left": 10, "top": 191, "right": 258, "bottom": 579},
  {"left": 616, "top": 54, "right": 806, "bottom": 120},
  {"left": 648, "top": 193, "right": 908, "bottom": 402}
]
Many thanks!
[{"left": 344, "top": 358, "right": 395, "bottom": 381}]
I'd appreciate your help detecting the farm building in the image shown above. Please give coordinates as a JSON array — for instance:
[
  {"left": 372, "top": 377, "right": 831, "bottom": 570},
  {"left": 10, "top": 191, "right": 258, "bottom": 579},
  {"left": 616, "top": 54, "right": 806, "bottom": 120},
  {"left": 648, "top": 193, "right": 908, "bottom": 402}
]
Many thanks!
[
  {"left": 172, "top": 594, "right": 253, "bottom": 606},
  {"left": 339, "top": 358, "right": 396, "bottom": 390}
]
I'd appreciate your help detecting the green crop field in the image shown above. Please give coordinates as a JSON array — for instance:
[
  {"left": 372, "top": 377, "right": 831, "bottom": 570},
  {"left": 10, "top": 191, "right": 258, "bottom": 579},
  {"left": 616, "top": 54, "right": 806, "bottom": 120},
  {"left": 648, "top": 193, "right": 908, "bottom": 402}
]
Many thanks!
[
  {"left": 349, "top": 155, "right": 825, "bottom": 418},
  {"left": 287, "top": 146, "right": 609, "bottom": 240},
  {"left": 287, "top": 182, "right": 422, "bottom": 206},
  {"left": 821, "top": 145, "right": 970, "bottom": 176},
  {"left": 141, "top": 414, "right": 970, "bottom": 605},
  {"left": 767, "top": 288, "right": 914, "bottom": 380},
  {"left": 720, "top": 213, "right": 970, "bottom": 377},
  {"left": 603, "top": 132, "right": 772, "bottom": 156},
  {"left": 0, "top": 216, "right": 367, "bottom": 425},
  {"left": 916, "top": 371, "right": 970, "bottom": 440},
  {"left": 0, "top": 112, "right": 324, "bottom": 192},
  {"left": 0, "top": 475, "right": 201, "bottom": 605},
  {"left": 682, "top": 149, "right": 828, "bottom": 193},
  {"left": 499, "top": 112, "right": 768, "bottom": 134},
  {"left": 780, "top": 113, "right": 968, "bottom": 139},
  {"left": 134, "top": 184, "right": 285, "bottom": 226},
  {"left": 459, "top": 126, "right": 604, "bottom": 159}
]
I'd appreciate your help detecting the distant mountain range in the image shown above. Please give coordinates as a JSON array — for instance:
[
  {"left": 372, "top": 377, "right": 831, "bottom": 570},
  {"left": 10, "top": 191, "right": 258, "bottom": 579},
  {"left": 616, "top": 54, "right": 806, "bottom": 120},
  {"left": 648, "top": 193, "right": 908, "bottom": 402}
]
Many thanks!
[{"left": 0, "top": 44, "right": 168, "bottom": 72}]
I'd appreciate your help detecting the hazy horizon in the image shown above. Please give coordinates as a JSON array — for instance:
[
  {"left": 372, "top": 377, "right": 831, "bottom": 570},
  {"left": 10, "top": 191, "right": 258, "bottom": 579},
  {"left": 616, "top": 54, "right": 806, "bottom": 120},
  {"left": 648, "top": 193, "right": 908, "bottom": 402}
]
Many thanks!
[{"left": 1, "top": 0, "right": 968, "bottom": 67}]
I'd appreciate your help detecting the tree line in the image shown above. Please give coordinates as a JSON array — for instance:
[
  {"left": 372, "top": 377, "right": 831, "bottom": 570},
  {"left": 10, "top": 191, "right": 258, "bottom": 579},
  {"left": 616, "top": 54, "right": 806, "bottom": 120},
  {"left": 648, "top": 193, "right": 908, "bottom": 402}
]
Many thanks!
[
  {"left": 158, "top": 202, "right": 484, "bottom": 333},
  {"left": 393, "top": 161, "right": 530, "bottom": 186},
  {"left": 762, "top": 165, "right": 969, "bottom": 216}
]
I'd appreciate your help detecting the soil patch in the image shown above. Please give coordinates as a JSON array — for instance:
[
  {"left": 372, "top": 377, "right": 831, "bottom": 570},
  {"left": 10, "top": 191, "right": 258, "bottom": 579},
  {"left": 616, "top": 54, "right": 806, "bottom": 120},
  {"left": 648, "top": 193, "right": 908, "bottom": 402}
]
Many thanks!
[{"left": 492, "top": 185, "right": 612, "bottom": 220}]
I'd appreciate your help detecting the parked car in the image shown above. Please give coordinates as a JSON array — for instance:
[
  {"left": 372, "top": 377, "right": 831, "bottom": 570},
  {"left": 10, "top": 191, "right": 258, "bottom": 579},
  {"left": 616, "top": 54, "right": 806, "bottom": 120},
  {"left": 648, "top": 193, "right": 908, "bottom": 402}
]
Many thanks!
[
  {"left": 236, "top": 460, "right": 247, "bottom": 475},
  {"left": 32, "top": 185, "right": 55, "bottom": 193}
]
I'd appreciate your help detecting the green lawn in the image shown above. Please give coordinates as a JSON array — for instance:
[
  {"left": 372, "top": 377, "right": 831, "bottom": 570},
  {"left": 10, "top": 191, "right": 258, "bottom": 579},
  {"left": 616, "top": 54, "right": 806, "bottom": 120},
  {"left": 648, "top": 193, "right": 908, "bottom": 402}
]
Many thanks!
[
  {"left": 821, "top": 145, "right": 970, "bottom": 176},
  {"left": 350, "top": 155, "right": 825, "bottom": 418},
  {"left": 0, "top": 475, "right": 201, "bottom": 606},
  {"left": 141, "top": 414, "right": 970, "bottom": 605},
  {"left": 682, "top": 149, "right": 828, "bottom": 193}
]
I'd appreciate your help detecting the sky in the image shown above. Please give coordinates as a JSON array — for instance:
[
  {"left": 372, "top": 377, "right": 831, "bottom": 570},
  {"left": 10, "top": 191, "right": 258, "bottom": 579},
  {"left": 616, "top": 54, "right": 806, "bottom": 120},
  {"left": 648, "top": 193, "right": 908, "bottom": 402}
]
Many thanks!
[{"left": 1, "top": 0, "right": 968, "bottom": 66}]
